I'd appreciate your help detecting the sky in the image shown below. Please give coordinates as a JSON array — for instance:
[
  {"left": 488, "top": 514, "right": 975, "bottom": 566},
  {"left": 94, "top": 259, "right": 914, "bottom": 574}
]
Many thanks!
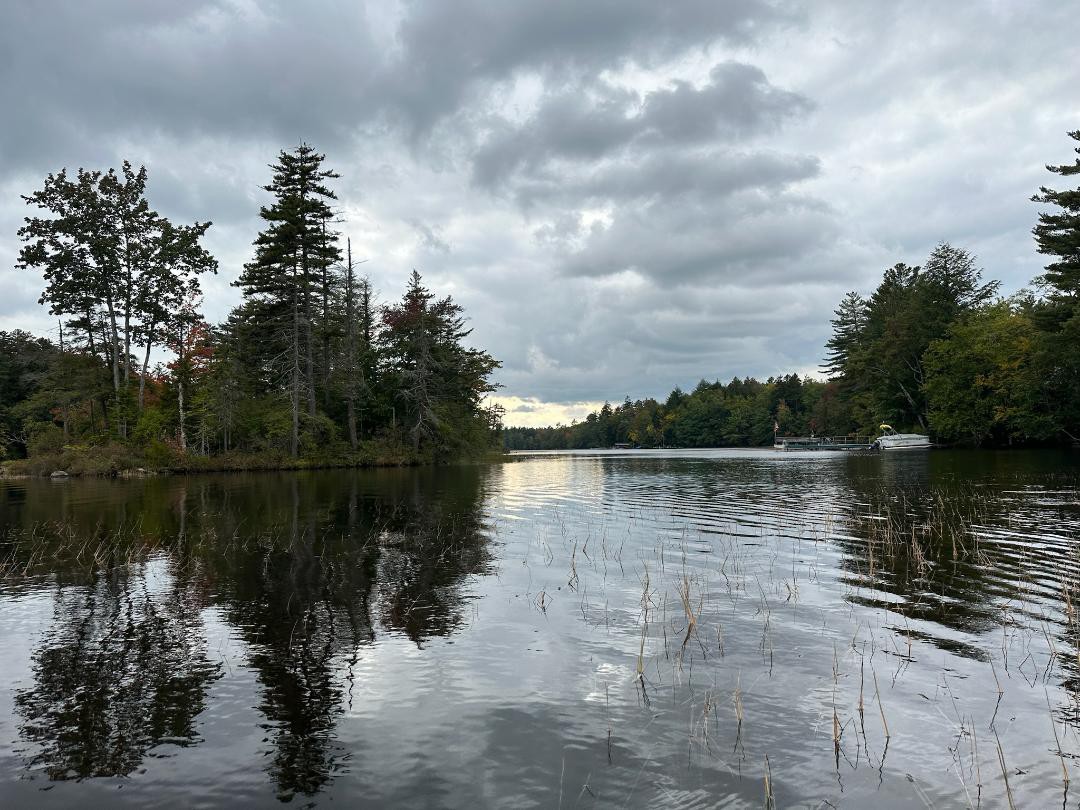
[{"left": 0, "top": 1, "right": 1076, "bottom": 427}]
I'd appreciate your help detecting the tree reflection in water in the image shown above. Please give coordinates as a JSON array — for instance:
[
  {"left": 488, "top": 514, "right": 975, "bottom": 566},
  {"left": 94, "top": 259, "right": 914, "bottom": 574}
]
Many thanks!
[
  {"left": 5, "top": 466, "right": 492, "bottom": 800},
  {"left": 834, "top": 452, "right": 1080, "bottom": 728},
  {"left": 15, "top": 567, "right": 219, "bottom": 780}
]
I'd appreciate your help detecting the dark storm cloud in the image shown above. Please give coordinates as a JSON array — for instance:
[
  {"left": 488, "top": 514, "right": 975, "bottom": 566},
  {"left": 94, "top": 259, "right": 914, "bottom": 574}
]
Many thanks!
[
  {"left": 473, "top": 62, "right": 812, "bottom": 187},
  {"left": 0, "top": 1, "right": 381, "bottom": 177},
  {"left": 385, "top": 0, "right": 795, "bottom": 132},
  {"left": 0, "top": 0, "right": 794, "bottom": 179},
  {"left": 463, "top": 54, "right": 820, "bottom": 288}
]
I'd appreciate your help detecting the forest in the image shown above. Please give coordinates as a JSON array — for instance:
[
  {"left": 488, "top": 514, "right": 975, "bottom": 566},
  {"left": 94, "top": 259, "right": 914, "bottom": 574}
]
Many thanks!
[
  {"left": 1, "top": 145, "right": 502, "bottom": 474},
  {"left": 505, "top": 131, "right": 1080, "bottom": 451}
]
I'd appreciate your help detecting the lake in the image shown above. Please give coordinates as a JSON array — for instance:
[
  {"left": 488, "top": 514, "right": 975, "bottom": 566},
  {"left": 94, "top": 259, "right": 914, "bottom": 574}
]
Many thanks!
[{"left": 1, "top": 449, "right": 1078, "bottom": 808}]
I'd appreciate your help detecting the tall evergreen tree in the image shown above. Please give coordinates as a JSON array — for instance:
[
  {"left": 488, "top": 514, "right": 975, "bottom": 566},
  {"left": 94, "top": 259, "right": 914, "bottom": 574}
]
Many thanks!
[
  {"left": 1032, "top": 130, "right": 1080, "bottom": 323},
  {"left": 340, "top": 239, "right": 378, "bottom": 449},
  {"left": 920, "top": 241, "right": 998, "bottom": 315},
  {"left": 822, "top": 291, "right": 866, "bottom": 377},
  {"left": 236, "top": 144, "right": 341, "bottom": 457},
  {"left": 381, "top": 271, "right": 500, "bottom": 456},
  {"left": 1031, "top": 130, "right": 1080, "bottom": 440},
  {"left": 842, "top": 248, "right": 995, "bottom": 432}
]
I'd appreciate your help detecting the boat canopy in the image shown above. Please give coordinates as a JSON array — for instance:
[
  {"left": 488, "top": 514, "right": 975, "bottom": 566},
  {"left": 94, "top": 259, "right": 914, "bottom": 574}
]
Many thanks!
[{"left": 879, "top": 423, "right": 894, "bottom": 432}]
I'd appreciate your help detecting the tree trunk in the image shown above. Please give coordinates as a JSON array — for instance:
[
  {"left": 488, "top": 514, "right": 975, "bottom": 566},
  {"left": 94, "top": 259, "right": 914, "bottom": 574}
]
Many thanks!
[
  {"left": 103, "top": 293, "right": 125, "bottom": 439},
  {"left": 57, "top": 319, "right": 70, "bottom": 441},
  {"left": 123, "top": 256, "right": 132, "bottom": 385},
  {"left": 303, "top": 261, "right": 317, "bottom": 422},
  {"left": 358, "top": 277, "right": 373, "bottom": 441},
  {"left": 345, "top": 239, "right": 357, "bottom": 450},
  {"left": 84, "top": 310, "right": 97, "bottom": 357},
  {"left": 103, "top": 295, "right": 121, "bottom": 393},
  {"left": 321, "top": 222, "right": 332, "bottom": 409},
  {"left": 176, "top": 322, "right": 187, "bottom": 452},
  {"left": 291, "top": 269, "right": 301, "bottom": 459},
  {"left": 178, "top": 377, "right": 186, "bottom": 452},
  {"left": 139, "top": 320, "right": 156, "bottom": 411},
  {"left": 895, "top": 378, "right": 927, "bottom": 430}
]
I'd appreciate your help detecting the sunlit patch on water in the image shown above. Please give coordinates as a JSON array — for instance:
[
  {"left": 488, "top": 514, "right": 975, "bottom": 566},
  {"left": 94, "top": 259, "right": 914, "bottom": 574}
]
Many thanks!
[{"left": 0, "top": 449, "right": 1079, "bottom": 807}]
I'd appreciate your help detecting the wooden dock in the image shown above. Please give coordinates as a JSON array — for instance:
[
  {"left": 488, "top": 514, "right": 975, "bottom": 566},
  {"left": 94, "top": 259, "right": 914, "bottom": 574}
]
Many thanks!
[{"left": 773, "top": 435, "right": 872, "bottom": 451}]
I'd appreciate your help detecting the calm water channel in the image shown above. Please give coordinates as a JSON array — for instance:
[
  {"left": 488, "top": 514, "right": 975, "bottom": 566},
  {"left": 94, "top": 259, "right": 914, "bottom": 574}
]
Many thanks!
[{"left": 1, "top": 449, "right": 1078, "bottom": 808}]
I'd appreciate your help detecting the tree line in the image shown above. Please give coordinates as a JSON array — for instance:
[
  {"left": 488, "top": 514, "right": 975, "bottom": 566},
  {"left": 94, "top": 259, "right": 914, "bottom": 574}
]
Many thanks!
[
  {"left": 2, "top": 144, "right": 502, "bottom": 470},
  {"left": 506, "top": 130, "right": 1080, "bottom": 451}
]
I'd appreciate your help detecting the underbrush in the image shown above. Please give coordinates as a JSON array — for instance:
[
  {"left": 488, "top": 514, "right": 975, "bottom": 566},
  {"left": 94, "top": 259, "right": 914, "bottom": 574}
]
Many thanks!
[{"left": 0, "top": 439, "right": 467, "bottom": 477}]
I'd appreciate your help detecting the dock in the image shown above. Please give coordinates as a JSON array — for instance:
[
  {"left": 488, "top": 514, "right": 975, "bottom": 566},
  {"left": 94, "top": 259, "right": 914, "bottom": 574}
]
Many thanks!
[{"left": 773, "top": 435, "right": 871, "bottom": 451}]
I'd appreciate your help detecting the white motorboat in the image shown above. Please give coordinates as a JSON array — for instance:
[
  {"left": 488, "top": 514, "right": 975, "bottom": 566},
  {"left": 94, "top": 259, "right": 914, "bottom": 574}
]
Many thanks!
[{"left": 872, "top": 424, "right": 931, "bottom": 450}]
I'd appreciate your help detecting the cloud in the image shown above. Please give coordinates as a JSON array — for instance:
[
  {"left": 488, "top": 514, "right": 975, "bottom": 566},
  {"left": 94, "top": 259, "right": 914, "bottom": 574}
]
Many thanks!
[
  {"left": 558, "top": 191, "right": 836, "bottom": 284},
  {"left": 384, "top": 0, "right": 794, "bottom": 134},
  {"left": 472, "top": 62, "right": 811, "bottom": 187},
  {"left": 489, "top": 395, "right": 604, "bottom": 428},
  {"left": 1, "top": 0, "right": 1076, "bottom": 422}
]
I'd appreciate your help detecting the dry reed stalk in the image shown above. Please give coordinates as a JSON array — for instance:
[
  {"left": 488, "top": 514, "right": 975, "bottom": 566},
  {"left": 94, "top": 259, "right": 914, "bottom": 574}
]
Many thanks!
[
  {"left": 993, "top": 728, "right": 1016, "bottom": 810},
  {"left": 636, "top": 621, "right": 647, "bottom": 677},
  {"left": 971, "top": 721, "right": 982, "bottom": 797},
  {"left": 1046, "top": 690, "right": 1070, "bottom": 787},
  {"left": 858, "top": 654, "right": 866, "bottom": 730},
  {"left": 873, "top": 667, "right": 890, "bottom": 739},
  {"left": 763, "top": 754, "right": 775, "bottom": 809},
  {"left": 677, "top": 573, "right": 698, "bottom": 653},
  {"left": 732, "top": 677, "right": 745, "bottom": 755}
]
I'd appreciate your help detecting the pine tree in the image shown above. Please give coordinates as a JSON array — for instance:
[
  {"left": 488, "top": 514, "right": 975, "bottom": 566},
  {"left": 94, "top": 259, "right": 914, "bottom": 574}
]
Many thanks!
[
  {"left": 920, "top": 242, "right": 998, "bottom": 315},
  {"left": 1031, "top": 131, "right": 1080, "bottom": 440},
  {"left": 236, "top": 144, "right": 341, "bottom": 457},
  {"left": 383, "top": 271, "right": 438, "bottom": 452},
  {"left": 381, "top": 271, "right": 500, "bottom": 456},
  {"left": 822, "top": 291, "right": 866, "bottom": 377},
  {"left": 1032, "top": 130, "right": 1080, "bottom": 326}
]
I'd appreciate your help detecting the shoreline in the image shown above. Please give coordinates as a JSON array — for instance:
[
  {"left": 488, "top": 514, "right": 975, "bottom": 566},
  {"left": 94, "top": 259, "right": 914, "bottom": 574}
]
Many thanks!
[{"left": 1, "top": 448, "right": 508, "bottom": 479}]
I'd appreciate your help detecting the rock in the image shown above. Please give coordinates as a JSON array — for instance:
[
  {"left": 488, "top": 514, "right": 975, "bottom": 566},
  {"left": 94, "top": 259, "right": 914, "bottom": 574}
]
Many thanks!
[{"left": 50, "top": 470, "right": 69, "bottom": 478}]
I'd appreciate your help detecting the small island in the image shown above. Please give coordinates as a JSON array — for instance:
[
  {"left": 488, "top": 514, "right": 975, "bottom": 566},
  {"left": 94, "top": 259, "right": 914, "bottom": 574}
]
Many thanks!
[{"left": 3, "top": 146, "right": 502, "bottom": 476}]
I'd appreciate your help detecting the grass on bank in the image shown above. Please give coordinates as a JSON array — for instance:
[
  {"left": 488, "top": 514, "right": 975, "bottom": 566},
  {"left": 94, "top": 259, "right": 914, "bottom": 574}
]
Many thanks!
[{"left": 1, "top": 440, "right": 507, "bottom": 478}]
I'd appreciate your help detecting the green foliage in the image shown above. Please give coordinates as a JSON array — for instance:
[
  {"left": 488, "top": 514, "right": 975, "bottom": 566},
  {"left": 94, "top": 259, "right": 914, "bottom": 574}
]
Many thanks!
[
  {"left": 379, "top": 270, "right": 501, "bottom": 459},
  {"left": 26, "top": 423, "right": 66, "bottom": 456},
  {"left": 3, "top": 444, "right": 144, "bottom": 477},
  {"left": 1029, "top": 131, "right": 1080, "bottom": 440},
  {"left": 836, "top": 246, "right": 999, "bottom": 433},
  {"left": 132, "top": 406, "right": 169, "bottom": 445},
  {"left": 1032, "top": 130, "right": 1080, "bottom": 319},
  {"left": 923, "top": 302, "right": 1056, "bottom": 444},
  {"left": 822, "top": 291, "right": 866, "bottom": 377}
]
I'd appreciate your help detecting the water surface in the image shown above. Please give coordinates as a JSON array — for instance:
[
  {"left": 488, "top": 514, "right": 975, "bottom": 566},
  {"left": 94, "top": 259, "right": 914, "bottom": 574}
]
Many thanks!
[{"left": 1, "top": 449, "right": 1078, "bottom": 807}]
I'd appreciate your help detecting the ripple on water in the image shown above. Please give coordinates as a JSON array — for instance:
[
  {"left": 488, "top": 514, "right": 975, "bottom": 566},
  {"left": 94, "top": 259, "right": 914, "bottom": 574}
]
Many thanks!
[{"left": 0, "top": 449, "right": 1078, "bottom": 808}]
